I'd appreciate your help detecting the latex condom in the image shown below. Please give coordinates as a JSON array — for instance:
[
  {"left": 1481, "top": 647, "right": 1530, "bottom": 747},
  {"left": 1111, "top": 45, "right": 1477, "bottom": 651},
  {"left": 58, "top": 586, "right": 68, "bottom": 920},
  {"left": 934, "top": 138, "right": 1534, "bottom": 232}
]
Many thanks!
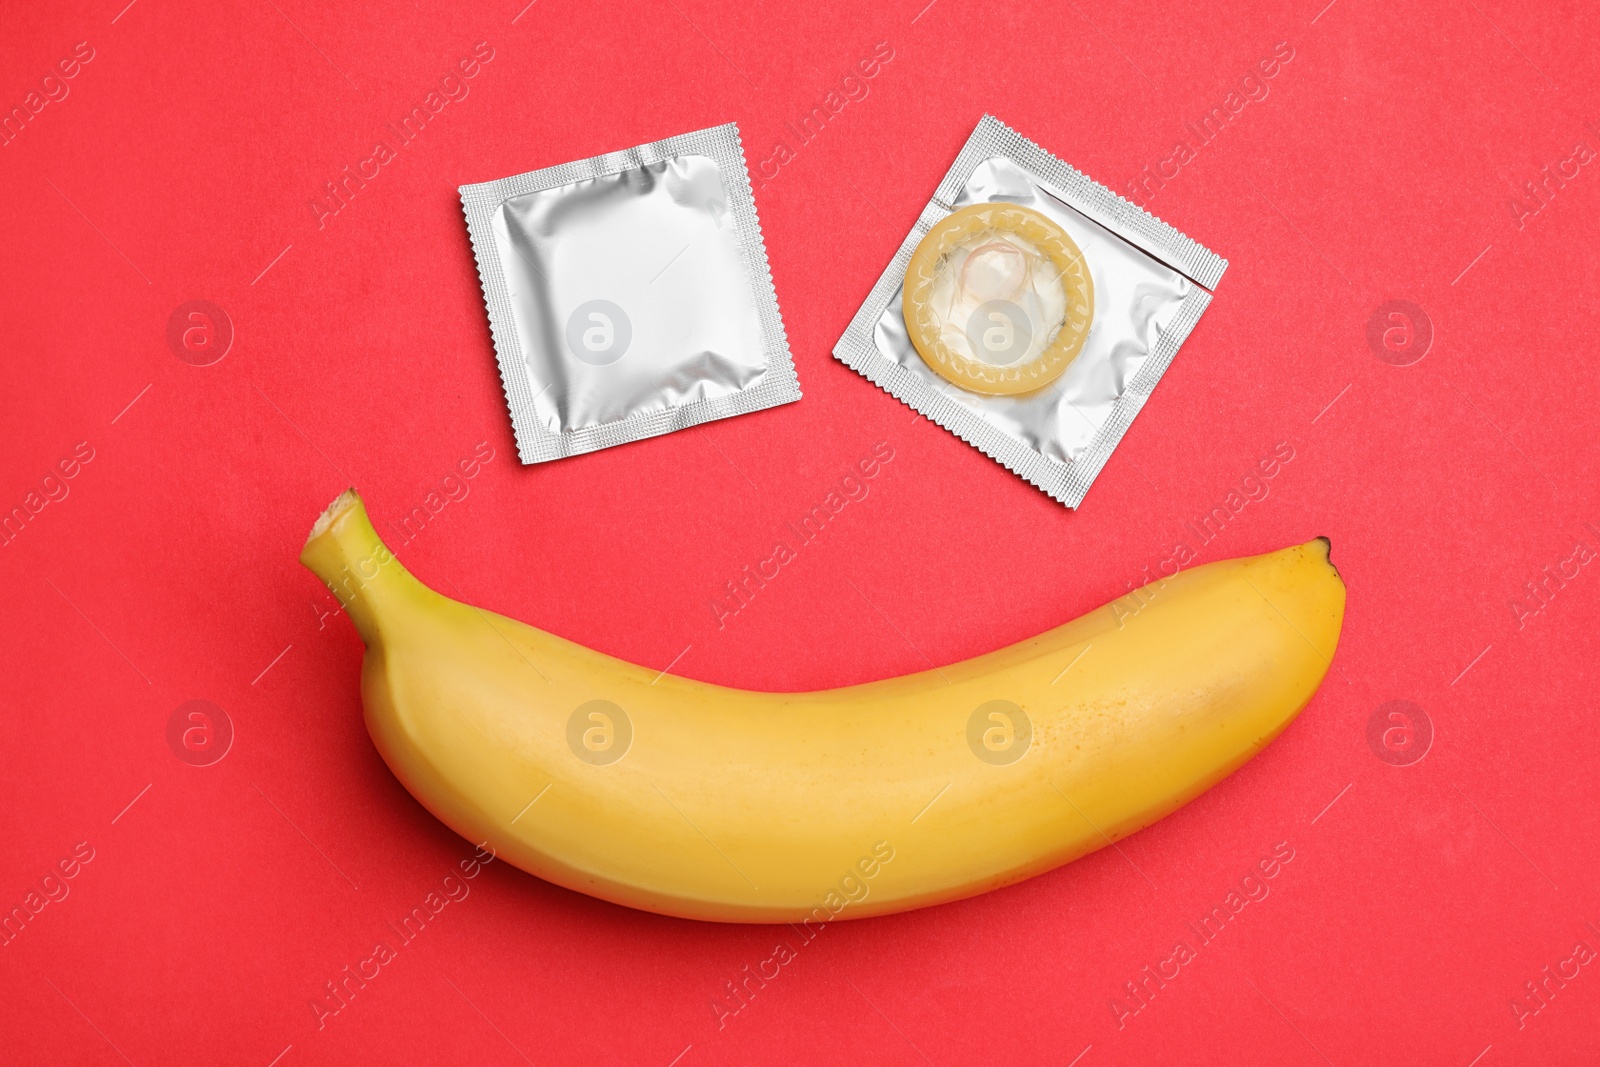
[{"left": 902, "top": 203, "right": 1093, "bottom": 396}]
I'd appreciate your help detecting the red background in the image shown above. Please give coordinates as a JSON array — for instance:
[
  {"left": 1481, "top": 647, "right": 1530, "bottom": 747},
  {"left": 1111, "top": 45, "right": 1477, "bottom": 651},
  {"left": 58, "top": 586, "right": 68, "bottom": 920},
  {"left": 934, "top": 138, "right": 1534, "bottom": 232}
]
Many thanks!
[{"left": 4, "top": 0, "right": 1599, "bottom": 1063}]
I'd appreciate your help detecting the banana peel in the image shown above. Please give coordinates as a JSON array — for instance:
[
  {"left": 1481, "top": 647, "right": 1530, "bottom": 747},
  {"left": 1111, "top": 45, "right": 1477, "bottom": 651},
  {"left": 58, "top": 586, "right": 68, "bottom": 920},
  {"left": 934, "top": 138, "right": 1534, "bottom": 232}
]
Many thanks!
[{"left": 302, "top": 490, "right": 1343, "bottom": 922}]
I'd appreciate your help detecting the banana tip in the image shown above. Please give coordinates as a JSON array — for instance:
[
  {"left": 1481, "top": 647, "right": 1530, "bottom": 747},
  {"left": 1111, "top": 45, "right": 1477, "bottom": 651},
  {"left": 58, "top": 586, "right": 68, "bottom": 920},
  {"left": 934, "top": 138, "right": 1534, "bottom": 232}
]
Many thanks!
[
  {"left": 1314, "top": 535, "right": 1341, "bottom": 581},
  {"left": 307, "top": 488, "right": 360, "bottom": 546}
]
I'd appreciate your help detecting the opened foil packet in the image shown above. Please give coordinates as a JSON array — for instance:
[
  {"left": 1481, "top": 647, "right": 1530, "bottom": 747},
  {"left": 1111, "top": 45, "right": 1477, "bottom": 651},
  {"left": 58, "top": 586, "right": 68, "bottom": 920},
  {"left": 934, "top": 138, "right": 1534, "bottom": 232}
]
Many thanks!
[
  {"left": 460, "top": 124, "right": 800, "bottom": 463},
  {"left": 834, "top": 115, "right": 1227, "bottom": 507}
]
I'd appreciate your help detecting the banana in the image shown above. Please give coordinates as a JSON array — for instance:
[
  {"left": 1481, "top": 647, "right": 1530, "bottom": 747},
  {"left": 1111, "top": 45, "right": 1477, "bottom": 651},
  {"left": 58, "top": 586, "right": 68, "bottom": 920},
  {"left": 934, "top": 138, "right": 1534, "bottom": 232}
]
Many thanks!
[{"left": 301, "top": 490, "right": 1344, "bottom": 923}]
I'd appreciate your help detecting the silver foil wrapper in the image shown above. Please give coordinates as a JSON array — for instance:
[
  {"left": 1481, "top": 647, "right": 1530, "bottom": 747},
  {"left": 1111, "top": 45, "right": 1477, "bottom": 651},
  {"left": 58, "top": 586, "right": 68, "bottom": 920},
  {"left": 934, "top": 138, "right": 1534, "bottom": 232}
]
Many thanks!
[
  {"left": 834, "top": 115, "right": 1227, "bottom": 507},
  {"left": 461, "top": 123, "right": 800, "bottom": 463}
]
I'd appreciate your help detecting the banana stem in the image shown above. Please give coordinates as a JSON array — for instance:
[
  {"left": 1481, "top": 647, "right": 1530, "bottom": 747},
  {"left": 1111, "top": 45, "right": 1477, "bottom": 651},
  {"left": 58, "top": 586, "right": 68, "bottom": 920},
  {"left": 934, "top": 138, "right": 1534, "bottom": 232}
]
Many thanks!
[{"left": 300, "top": 489, "right": 427, "bottom": 647}]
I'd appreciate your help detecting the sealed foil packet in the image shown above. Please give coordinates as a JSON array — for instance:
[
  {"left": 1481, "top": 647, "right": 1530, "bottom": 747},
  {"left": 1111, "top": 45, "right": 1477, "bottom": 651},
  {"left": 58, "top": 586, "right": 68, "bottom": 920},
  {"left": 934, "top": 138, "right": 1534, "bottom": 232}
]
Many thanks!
[
  {"left": 461, "top": 124, "right": 800, "bottom": 463},
  {"left": 834, "top": 115, "right": 1227, "bottom": 507}
]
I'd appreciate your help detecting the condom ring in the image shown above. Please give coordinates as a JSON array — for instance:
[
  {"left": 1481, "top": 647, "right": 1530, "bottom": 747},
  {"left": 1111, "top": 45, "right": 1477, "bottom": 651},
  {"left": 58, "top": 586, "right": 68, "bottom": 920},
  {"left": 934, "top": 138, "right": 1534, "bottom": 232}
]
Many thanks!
[{"left": 902, "top": 204, "right": 1093, "bottom": 396}]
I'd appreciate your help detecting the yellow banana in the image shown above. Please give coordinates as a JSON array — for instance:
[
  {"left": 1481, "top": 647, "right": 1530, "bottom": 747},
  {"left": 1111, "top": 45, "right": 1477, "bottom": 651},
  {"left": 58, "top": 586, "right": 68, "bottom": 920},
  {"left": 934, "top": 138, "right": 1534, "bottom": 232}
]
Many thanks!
[{"left": 301, "top": 490, "right": 1343, "bottom": 923}]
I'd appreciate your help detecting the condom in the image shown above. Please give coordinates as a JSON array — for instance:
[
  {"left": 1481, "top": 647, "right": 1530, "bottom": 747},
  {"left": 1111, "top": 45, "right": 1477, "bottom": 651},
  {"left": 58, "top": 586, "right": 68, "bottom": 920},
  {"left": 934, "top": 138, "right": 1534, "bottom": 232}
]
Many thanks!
[{"left": 902, "top": 204, "right": 1092, "bottom": 396}]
